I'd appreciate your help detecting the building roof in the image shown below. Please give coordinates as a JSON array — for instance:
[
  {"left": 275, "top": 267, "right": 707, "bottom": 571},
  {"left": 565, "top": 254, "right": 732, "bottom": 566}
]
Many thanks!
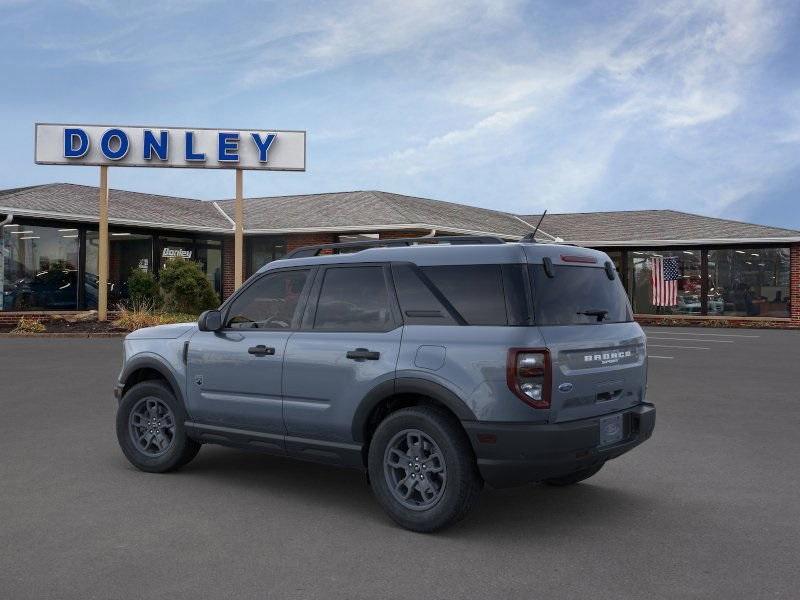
[
  {"left": 0, "top": 183, "right": 231, "bottom": 232},
  {"left": 1, "top": 183, "right": 798, "bottom": 244},
  {"left": 214, "top": 190, "right": 533, "bottom": 237},
  {"left": 519, "top": 210, "right": 800, "bottom": 245}
]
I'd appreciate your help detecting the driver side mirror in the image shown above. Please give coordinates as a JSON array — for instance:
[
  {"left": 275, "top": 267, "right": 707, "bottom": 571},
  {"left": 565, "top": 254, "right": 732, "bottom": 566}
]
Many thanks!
[{"left": 198, "top": 309, "right": 223, "bottom": 332}]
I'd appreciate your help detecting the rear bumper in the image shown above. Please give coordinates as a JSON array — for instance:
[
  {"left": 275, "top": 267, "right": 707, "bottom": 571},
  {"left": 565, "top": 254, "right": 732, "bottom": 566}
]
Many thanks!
[{"left": 463, "top": 403, "right": 655, "bottom": 489}]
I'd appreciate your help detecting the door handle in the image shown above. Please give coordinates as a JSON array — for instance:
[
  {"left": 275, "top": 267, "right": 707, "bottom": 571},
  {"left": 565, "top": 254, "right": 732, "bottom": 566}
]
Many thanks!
[
  {"left": 346, "top": 348, "right": 380, "bottom": 360},
  {"left": 248, "top": 345, "right": 275, "bottom": 356}
]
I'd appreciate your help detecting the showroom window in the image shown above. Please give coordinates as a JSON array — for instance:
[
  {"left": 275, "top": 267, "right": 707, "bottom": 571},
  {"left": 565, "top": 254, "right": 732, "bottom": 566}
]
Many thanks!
[
  {"left": 706, "top": 248, "right": 790, "bottom": 318},
  {"left": 247, "top": 236, "right": 286, "bottom": 276},
  {"left": 1, "top": 223, "right": 80, "bottom": 311},
  {"left": 196, "top": 240, "right": 223, "bottom": 300},
  {"left": 158, "top": 236, "right": 223, "bottom": 301},
  {"left": 85, "top": 230, "right": 154, "bottom": 309},
  {"left": 629, "top": 249, "right": 702, "bottom": 315}
]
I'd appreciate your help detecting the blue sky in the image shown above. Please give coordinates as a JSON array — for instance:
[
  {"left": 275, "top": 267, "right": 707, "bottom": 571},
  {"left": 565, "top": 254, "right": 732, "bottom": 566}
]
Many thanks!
[{"left": 1, "top": 0, "right": 799, "bottom": 228}]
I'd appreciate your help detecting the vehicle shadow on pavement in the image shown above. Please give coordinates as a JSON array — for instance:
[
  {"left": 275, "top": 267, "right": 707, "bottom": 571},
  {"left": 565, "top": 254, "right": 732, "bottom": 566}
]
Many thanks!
[{"left": 141, "top": 445, "right": 654, "bottom": 536}]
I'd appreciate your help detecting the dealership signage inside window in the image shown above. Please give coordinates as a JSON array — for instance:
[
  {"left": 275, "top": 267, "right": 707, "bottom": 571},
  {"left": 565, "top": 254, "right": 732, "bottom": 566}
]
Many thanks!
[
  {"left": 162, "top": 247, "right": 192, "bottom": 260},
  {"left": 34, "top": 124, "right": 306, "bottom": 171}
]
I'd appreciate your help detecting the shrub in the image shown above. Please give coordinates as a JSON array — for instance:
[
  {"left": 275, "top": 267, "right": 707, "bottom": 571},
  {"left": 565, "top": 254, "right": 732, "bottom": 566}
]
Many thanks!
[
  {"left": 158, "top": 259, "right": 219, "bottom": 314},
  {"left": 11, "top": 316, "right": 46, "bottom": 334},
  {"left": 127, "top": 269, "right": 162, "bottom": 308},
  {"left": 113, "top": 300, "right": 199, "bottom": 332},
  {"left": 113, "top": 301, "right": 165, "bottom": 331}
]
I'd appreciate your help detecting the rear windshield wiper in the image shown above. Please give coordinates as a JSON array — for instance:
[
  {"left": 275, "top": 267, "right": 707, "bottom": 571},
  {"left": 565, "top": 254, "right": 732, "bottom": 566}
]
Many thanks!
[{"left": 577, "top": 309, "right": 608, "bottom": 322}]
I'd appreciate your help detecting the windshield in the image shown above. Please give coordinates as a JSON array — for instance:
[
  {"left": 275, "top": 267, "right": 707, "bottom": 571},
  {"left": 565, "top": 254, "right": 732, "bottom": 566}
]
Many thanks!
[{"left": 530, "top": 264, "right": 633, "bottom": 325}]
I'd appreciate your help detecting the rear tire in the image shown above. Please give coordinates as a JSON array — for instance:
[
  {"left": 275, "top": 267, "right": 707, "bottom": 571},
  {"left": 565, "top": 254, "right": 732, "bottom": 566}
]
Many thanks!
[
  {"left": 368, "top": 406, "right": 482, "bottom": 532},
  {"left": 116, "top": 380, "right": 200, "bottom": 473},
  {"left": 543, "top": 462, "right": 604, "bottom": 486}
]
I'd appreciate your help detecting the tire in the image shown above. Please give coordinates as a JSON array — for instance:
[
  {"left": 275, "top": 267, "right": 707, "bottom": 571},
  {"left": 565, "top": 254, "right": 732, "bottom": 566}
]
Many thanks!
[
  {"left": 543, "top": 462, "right": 604, "bottom": 486},
  {"left": 116, "top": 380, "right": 201, "bottom": 473},
  {"left": 368, "top": 406, "right": 482, "bottom": 533}
]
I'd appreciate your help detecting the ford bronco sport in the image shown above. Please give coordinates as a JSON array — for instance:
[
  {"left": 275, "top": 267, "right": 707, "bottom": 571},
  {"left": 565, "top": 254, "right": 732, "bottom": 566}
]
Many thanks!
[{"left": 115, "top": 236, "right": 655, "bottom": 532}]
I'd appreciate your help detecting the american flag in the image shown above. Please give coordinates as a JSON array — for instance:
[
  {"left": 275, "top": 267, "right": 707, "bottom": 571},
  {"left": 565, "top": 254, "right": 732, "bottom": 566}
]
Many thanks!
[{"left": 651, "top": 256, "right": 679, "bottom": 306}]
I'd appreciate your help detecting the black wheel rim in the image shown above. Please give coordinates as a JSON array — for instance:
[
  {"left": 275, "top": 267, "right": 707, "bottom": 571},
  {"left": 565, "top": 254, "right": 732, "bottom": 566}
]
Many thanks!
[
  {"left": 128, "top": 397, "right": 176, "bottom": 457},
  {"left": 383, "top": 429, "right": 447, "bottom": 511}
]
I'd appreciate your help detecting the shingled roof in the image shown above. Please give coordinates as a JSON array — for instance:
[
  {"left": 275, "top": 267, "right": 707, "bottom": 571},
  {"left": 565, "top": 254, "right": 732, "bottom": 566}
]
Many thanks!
[
  {"left": 2, "top": 183, "right": 798, "bottom": 244},
  {"left": 0, "top": 183, "right": 230, "bottom": 232},
  {"left": 215, "top": 190, "right": 533, "bottom": 237},
  {"left": 519, "top": 210, "right": 800, "bottom": 245}
]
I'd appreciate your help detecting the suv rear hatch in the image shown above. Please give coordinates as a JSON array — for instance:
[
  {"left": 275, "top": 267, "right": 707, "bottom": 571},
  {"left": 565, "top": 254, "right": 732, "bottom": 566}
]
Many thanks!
[{"left": 528, "top": 253, "right": 646, "bottom": 424}]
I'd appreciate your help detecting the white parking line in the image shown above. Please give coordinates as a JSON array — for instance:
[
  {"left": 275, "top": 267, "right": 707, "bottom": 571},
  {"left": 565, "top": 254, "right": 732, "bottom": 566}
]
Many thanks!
[
  {"left": 648, "top": 344, "right": 710, "bottom": 350},
  {"left": 648, "top": 355, "right": 674, "bottom": 359},
  {"left": 647, "top": 337, "right": 733, "bottom": 343},
  {"left": 643, "top": 331, "right": 759, "bottom": 338}
]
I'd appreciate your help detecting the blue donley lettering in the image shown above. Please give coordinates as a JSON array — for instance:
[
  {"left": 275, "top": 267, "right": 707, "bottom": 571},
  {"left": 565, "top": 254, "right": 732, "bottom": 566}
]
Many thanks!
[{"left": 62, "top": 128, "right": 279, "bottom": 164}]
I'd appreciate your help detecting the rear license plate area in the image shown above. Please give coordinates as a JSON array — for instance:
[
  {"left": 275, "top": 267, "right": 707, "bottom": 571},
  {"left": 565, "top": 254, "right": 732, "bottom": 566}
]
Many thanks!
[{"left": 599, "top": 413, "right": 624, "bottom": 447}]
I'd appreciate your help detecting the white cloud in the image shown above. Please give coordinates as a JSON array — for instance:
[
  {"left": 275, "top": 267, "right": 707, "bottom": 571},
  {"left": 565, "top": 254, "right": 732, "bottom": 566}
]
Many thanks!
[
  {"left": 238, "top": 0, "right": 521, "bottom": 88},
  {"left": 378, "top": 106, "right": 535, "bottom": 175}
]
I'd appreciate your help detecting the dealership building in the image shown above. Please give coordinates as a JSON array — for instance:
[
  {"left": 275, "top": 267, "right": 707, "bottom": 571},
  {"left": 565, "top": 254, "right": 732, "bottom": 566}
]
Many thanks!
[{"left": 1, "top": 182, "right": 798, "bottom": 327}]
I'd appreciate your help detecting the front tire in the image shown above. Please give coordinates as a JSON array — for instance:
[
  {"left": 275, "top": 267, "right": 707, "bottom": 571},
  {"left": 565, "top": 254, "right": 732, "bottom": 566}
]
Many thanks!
[
  {"left": 116, "top": 380, "right": 200, "bottom": 473},
  {"left": 368, "top": 406, "right": 482, "bottom": 532}
]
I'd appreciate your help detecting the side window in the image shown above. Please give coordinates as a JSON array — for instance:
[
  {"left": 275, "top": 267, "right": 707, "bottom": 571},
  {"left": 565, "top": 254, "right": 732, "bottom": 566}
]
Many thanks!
[
  {"left": 391, "top": 264, "right": 457, "bottom": 325},
  {"left": 225, "top": 269, "right": 309, "bottom": 329},
  {"left": 421, "top": 265, "right": 508, "bottom": 326},
  {"left": 314, "top": 266, "right": 393, "bottom": 331}
]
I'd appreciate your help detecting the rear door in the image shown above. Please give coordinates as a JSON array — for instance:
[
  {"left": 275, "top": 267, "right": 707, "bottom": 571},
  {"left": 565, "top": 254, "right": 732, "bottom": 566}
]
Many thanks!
[
  {"left": 282, "top": 264, "right": 402, "bottom": 464},
  {"left": 529, "top": 260, "right": 646, "bottom": 423}
]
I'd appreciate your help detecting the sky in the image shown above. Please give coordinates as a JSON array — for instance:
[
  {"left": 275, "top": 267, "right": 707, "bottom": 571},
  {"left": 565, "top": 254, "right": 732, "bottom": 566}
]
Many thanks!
[{"left": 1, "top": 0, "right": 799, "bottom": 229}]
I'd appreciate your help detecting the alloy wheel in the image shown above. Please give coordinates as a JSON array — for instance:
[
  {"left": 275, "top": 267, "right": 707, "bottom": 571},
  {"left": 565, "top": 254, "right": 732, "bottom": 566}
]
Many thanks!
[
  {"left": 383, "top": 429, "right": 447, "bottom": 511},
  {"left": 128, "top": 397, "right": 177, "bottom": 457}
]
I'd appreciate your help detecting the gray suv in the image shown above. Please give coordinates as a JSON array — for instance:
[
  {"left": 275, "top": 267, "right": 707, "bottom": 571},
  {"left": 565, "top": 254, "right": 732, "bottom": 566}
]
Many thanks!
[{"left": 115, "top": 236, "right": 655, "bottom": 532}]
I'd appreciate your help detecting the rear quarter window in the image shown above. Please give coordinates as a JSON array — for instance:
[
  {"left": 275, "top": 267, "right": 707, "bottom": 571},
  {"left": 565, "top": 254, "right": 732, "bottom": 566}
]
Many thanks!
[{"left": 420, "top": 265, "right": 509, "bottom": 326}]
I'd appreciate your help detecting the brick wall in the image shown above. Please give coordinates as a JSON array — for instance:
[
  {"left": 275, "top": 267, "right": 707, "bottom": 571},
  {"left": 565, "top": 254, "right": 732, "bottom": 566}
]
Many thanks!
[
  {"left": 221, "top": 237, "right": 235, "bottom": 300},
  {"left": 0, "top": 311, "right": 120, "bottom": 326},
  {"left": 286, "top": 232, "right": 338, "bottom": 253},
  {"left": 791, "top": 243, "right": 800, "bottom": 325},
  {"left": 378, "top": 230, "right": 431, "bottom": 240}
]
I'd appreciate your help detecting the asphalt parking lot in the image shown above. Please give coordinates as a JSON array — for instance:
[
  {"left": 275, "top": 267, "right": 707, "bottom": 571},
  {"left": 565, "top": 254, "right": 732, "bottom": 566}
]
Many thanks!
[{"left": 1, "top": 327, "right": 799, "bottom": 600}]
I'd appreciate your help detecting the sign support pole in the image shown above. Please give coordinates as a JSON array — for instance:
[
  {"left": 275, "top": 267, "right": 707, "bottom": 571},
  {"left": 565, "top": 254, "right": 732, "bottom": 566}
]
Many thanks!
[
  {"left": 98, "top": 166, "right": 109, "bottom": 321},
  {"left": 234, "top": 168, "right": 244, "bottom": 289}
]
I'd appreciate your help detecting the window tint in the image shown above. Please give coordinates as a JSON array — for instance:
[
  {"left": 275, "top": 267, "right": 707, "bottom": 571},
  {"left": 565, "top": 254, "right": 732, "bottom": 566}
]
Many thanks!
[
  {"left": 531, "top": 265, "right": 632, "bottom": 325},
  {"left": 226, "top": 269, "right": 309, "bottom": 329},
  {"left": 391, "top": 264, "right": 457, "bottom": 325},
  {"left": 421, "top": 265, "right": 508, "bottom": 326},
  {"left": 314, "top": 266, "right": 393, "bottom": 331}
]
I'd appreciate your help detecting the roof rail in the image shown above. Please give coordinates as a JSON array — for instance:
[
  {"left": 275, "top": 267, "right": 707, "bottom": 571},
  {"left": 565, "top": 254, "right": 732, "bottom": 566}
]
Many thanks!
[{"left": 286, "top": 235, "right": 506, "bottom": 258}]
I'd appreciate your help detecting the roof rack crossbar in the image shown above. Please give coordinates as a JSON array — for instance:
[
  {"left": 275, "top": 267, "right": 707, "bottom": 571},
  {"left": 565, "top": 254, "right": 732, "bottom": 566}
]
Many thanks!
[{"left": 286, "top": 235, "right": 506, "bottom": 258}]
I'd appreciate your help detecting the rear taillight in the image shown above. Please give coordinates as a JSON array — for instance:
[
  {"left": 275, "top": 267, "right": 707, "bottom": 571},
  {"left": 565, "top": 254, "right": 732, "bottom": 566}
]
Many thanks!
[{"left": 507, "top": 348, "right": 551, "bottom": 409}]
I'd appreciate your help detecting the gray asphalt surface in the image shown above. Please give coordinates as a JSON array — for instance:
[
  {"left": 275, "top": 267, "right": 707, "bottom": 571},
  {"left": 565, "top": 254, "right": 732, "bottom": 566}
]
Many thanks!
[{"left": 1, "top": 327, "right": 799, "bottom": 599}]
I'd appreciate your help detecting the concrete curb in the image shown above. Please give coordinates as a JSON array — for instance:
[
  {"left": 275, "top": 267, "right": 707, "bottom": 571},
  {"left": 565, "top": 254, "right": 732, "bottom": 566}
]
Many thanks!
[{"left": 0, "top": 332, "right": 126, "bottom": 338}]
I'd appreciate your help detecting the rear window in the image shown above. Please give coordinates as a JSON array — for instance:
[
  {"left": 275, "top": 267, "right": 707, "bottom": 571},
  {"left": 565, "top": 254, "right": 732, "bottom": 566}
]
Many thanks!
[{"left": 530, "top": 265, "right": 633, "bottom": 325}]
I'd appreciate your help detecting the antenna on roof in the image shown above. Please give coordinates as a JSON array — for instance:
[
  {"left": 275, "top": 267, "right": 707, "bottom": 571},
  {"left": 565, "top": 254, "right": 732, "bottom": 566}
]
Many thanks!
[{"left": 521, "top": 210, "right": 547, "bottom": 243}]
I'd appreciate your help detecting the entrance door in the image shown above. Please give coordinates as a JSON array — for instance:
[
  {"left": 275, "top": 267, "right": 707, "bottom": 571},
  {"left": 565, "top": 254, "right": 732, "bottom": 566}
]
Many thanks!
[{"left": 186, "top": 267, "right": 313, "bottom": 443}]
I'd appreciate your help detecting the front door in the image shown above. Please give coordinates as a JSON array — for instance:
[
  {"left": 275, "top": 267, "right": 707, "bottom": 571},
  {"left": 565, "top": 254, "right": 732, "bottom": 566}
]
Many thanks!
[
  {"left": 283, "top": 264, "right": 402, "bottom": 464},
  {"left": 186, "top": 267, "right": 313, "bottom": 441}
]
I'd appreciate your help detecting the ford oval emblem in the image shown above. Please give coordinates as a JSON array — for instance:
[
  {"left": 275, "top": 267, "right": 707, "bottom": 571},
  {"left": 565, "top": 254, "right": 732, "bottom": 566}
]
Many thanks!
[{"left": 558, "top": 382, "right": 574, "bottom": 393}]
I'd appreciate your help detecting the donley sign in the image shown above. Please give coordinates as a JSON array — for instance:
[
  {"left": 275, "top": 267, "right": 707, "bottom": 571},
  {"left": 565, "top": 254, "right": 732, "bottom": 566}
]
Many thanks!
[{"left": 33, "top": 122, "right": 306, "bottom": 320}]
